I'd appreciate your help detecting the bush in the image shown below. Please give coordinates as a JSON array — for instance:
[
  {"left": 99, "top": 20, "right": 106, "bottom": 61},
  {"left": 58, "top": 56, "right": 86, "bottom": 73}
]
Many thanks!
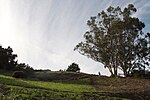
[
  {"left": 12, "top": 71, "right": 26, "bottom": 78},
  {"left": 66, "top": 63, "right": 80, "bottom": 72},
  {"left": 131, "top": 70, "right": 144, "bottom": 78}
]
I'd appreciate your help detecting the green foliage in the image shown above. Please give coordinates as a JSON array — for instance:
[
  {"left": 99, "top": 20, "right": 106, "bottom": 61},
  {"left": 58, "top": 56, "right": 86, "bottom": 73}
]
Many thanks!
[
  {"left": 12, "top": 71, "right": 26, "bottom": 78},
  {"left": 130, "top": 69, "right": 150, "bottom": 78},
  {"left": 0, "top": 69, "right": 14, "bottom": 76},
  {"left": 66, "top": 63, "right": 80, "bottom": 72},
  {"left": 15, "top": 63, "right": 33, "bottom": 72},
  {"left": 0, "top": 46, "right": 17, "bottom": 70},
  {"left": 75, "top": 4, "right": 149, "bottom": 77},
  {"left": 15, "top": 63, "right": 34, "bottom": 78},
  {"left": 0, "top": 45, "right": 34, "bottom": 75}
]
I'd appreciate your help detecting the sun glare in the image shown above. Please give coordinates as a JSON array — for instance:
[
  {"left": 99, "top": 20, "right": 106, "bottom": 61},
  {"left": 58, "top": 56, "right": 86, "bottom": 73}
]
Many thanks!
[{"left": 0, "top": 0, "right": 16, "bottom": 47}]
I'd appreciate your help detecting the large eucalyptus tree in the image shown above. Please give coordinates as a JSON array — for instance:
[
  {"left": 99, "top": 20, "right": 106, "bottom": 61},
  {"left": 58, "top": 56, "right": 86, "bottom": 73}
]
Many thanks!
[{"left": 74, "top": 4, "right": 149, "bottom": 77}]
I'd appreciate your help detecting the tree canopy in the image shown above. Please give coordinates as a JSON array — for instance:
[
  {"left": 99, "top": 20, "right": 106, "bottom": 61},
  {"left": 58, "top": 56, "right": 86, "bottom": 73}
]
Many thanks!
[
  {"left": 74, "top": 4, "right": 150, "bottom": 77},
  {"left": 0, "top": 46, "right": 17, "bottom": 70},
  {"left": 0, "top": 45, "right": 33, "bottom": 72},
  {"left": 66, "top": 63, "right": 80, "bottom": 72}
]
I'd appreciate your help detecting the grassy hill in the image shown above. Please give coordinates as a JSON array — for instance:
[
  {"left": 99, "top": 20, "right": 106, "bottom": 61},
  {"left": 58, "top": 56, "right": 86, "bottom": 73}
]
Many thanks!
[{"left": 0, "top": 71, "right": 150, "bottom": 100}]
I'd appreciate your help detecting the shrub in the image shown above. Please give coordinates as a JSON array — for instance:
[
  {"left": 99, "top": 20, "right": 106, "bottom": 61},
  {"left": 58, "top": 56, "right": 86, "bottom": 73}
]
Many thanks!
[
  {"left": 12, "top": 71, "right": 26, "bottom": 78},
  {"left": 131, "top": 70, "right": 145, "bottom": 78},
  {"left": 66, "top": 63, "right": 80, "bottom": 72}
]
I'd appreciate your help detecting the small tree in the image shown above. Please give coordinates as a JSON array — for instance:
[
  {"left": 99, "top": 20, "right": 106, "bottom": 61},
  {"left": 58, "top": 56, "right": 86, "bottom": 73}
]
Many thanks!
[{"left": 66, "top": 63, "right": 80, "bottom": 72}]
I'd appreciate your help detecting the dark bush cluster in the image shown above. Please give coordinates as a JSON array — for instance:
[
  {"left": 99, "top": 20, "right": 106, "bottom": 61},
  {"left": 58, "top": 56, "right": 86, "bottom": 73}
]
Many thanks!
[
  {"left": 130, "top": 70, "right": 150, "bottom": 79},
  {"left": 0, "top": 45, "right": 34, "bottom": 75},
  {"left": 66, "top": 63, "right": 80, "bottom": 72},
  {"left": 0, "top": 46, "right": 17, "bottom": 70},
  {"left": 12, "top": 71, "right": 26, "bottom": 78}
]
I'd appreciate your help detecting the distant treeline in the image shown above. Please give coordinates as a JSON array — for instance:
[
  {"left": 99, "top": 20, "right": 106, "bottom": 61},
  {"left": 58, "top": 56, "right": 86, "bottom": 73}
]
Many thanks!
[{"left": 0, "top": 45, "right": 80, "bottom": 76}]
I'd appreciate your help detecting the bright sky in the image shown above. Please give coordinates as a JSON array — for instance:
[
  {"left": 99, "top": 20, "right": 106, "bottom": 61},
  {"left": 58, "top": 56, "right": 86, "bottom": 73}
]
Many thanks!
[{"left": 0, "top": 0, "right": 150, "bottom": 75}]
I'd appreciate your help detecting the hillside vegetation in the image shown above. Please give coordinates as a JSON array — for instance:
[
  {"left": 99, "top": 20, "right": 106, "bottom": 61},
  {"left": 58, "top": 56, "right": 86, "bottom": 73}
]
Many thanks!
[{"left": 0, "top": 71, "right": 150, "bottom": 100}]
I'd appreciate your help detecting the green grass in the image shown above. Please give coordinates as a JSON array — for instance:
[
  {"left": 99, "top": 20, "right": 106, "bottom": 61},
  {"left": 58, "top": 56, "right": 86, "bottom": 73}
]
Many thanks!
[
  {"left": 1, "top": 70, "right": 149, "bottom": 99},
  {"left": 0, "top": 74, "right": 130, "bottom": 99},
  {"left": 0, "top": 85, "right": 126, "bottom": 100},
  {"left": 0, "top": 74, "right": 96, "bottom": 93},
  {"left": 1, "top": 85, "right": 125, "bottom": 100},
  {"left": 27, "top": 81, "right": 96, "bottom": 92}
]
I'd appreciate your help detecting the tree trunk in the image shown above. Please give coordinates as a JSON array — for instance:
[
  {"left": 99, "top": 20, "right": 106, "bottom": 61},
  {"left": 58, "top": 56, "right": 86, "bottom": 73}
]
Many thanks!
[
  {"left": 114, "top": 68, "right": 118, "bottom": 77},
  {"left": 123, "top": 69, "right": 128, "bottom": 77},
  {"left": 111, "top": 66, "right": 118, "bottom": 77},
  {"left": 108, "top": 67, "right": 114, "bottom": 77}
]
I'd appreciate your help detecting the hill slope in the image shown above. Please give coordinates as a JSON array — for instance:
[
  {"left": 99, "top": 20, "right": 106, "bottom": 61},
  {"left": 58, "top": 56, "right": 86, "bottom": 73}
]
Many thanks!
[{"left": 0, "top": 71, "right": 150, "bottom": 100}]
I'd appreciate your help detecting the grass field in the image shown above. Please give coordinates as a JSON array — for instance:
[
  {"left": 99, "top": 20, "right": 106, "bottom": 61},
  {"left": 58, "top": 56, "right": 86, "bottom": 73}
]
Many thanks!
[
  {"left": 0, "top": 71, "right": 150, "bottom": 100},
  {"left": 0, "top": 74, "right": 121, "bottom": 100}
]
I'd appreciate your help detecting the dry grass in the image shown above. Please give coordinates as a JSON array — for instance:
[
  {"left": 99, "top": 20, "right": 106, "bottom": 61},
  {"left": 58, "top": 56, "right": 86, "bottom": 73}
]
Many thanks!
[{"left": 94, "top": 77, "right": 150, "bottom": 92}]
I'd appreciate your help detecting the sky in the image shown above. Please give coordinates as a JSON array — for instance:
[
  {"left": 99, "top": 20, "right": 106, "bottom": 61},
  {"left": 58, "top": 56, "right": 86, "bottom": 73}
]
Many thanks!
[{"left": 0, "top": 0, "right": 150, "bottom": 75}]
